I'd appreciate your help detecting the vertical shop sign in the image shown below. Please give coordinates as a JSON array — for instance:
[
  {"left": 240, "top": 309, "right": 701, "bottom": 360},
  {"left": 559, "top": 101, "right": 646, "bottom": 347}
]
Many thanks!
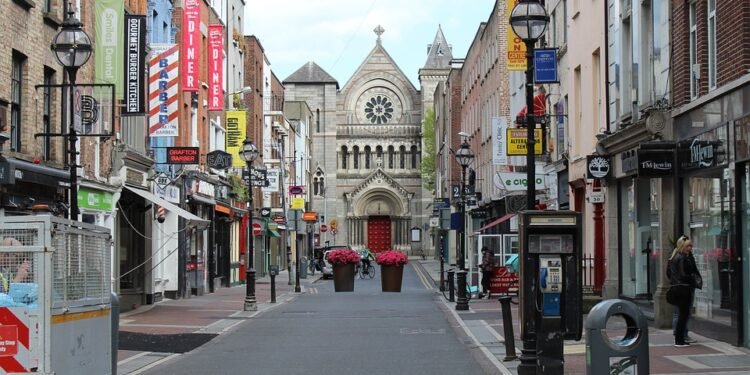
[
  {"left": 182, "top": 0, "right": 201, "bottom": 91},
  {"left": 226, "top": 111, "right": 247, "bottom": 167},
  {"left": 148, "top": 44, "right": 179, "bottom": 136},
  {"left": 95, "top": 0, "right": 124, "bottom": 99},
  {"left": 124, "top": 15, "right": 146, "bottom": 115},
  {"left": 208, "top": 25, "right": 224, "bottom": 111}
]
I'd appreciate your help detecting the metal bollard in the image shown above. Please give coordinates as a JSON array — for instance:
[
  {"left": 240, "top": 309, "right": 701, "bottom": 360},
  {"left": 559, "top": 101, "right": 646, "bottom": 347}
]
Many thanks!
[
  {"left": 447, "top": 269, "right": 455, "bottom": 302},
  {"left": 585, "top": 299, "right": 649, "bottom": 375},
  {"left": 111, "top": 291, "right": 119, "bottom": 375},
  {"left": 270, "top": 266, "right": 278, "bottom": 303},
  {"left": 498, "top": 296, "right": 518, "bottom": 361}
]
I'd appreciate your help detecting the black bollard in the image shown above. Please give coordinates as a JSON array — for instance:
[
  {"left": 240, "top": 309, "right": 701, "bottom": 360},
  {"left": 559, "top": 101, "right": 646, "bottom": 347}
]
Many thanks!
[
  {"left": 447, "top": 269, "right": 455, "bottom": 302},
  {"left": 270, "top": 266, "right": 278, "bottom": 303},
  {"left": 499, "top": 296, "right": 518, "bottom": 361}
]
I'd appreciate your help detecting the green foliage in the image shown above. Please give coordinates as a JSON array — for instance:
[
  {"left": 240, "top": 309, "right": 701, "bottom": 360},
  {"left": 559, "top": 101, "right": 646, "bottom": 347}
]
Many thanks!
[
  {"left": 229, "top": 175, "right": 248, "bottom": 202},
  {"left": 421, "top": 107, "right": 436, "bottom": 190}
]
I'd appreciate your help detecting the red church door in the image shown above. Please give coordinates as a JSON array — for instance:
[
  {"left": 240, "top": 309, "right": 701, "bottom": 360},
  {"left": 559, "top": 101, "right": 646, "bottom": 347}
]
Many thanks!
[{"left": 367, "top": 216, "right": 391, "bottom": 253}]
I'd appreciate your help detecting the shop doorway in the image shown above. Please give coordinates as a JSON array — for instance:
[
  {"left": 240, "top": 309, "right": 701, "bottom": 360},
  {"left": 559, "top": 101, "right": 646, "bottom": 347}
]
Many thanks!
[{"left": 367, "top": 216, "right": 391, "bottom": 252}]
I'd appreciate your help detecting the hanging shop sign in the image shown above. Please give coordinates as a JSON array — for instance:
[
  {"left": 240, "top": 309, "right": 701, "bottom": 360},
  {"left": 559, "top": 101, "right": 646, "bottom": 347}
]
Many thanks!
[
  {"left": 78, "top": 187, "right": 114, "bottom": 211},
  {"left": 148, "top": 44, "right": 179, "bottom": 137},
  {"left": 289, "top": 186, "right": 305, "bottom": 196},
  {"left": 166, "top": 147, "right": 199, "bottom": 164},
  {"left": 123, "top": 15, "right": 146, "bottom": 115},
  {"left": 154, "top": 171, "right": 171, "bottom": 190},
  {"left": 261, "top": 169, "right": 280, "bottom": 193},
  {"left": 506, "top": 129, "right": 543, "bottom": 155},
  {"left": 586, "top": 155, "right": 611, "bottom": 179},
  {"left": 533, "top": 48, "right": 559, "bottom": 83},
  {"left": 678, "top": 137, "right": 724, "bottom": 173},
  {"left": 637, "top": 148, "right": 675, "bottom": 177},
  {"left": 206, "top": 150, "right": 232, "bottom": 170},
  {"left": 291, "top": 197, "right": 305, "bottom": 210},
  {"left": 506, "top": 0, "right": 526, "bottom": 71},
  {"left": 259, "top": 207, "right": 272, "bottom": 218},
  {"left": 302, "top": 212, "right": 318, "bottom": 222},
  {"left": 492, "top": 117, "right": 508, "bottom": 165},
  {"left": 208, "top": 24, "right": 224, "bottom": 110},
  {"left": 95, "top": 0, "right": 124, "bottom": 99},
  {"left": 226, "top": 111, "right": 247, "bottom": 167}
]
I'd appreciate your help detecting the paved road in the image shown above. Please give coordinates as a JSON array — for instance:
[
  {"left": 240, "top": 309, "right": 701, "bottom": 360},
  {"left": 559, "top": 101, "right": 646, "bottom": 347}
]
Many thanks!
[{"left": 143, "top": 264, "right": 495, "bottom": 375}]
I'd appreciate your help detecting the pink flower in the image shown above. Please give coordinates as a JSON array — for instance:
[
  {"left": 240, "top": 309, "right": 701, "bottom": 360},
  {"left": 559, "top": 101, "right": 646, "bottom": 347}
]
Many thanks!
[
  {"left": 327, "top": 248, "right": 361, "bottom": 265},
  {"left": 375, "top": 250, "right": 409, "bottom": 266}
]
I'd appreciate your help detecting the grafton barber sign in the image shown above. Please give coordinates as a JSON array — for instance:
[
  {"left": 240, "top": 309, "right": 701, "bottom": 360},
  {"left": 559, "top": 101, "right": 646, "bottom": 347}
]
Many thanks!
[{"left": 182, "top": 0, "right": 200, "bottom": 91}]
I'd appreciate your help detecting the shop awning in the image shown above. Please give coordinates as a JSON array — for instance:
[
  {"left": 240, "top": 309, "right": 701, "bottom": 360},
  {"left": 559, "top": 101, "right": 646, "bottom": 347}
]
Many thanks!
[
  {"left": 474, "top": 213, "right": 515, "bottom": 234},
  {"left": 124, "top": 186, "right": 210, "bottom": 229}
]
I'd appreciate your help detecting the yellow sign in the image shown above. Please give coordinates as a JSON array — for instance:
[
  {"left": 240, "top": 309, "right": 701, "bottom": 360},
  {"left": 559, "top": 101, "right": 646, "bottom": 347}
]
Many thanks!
[
  {"left": 507, "top": 129, "right": 543, "bottom": 155},
  {"left": 291, "top": 197, "right": 305, "bottom": 210},
  {"left": 507, "top": 0, "right": 527, "bottom": 71},
  {"left": 225, "top": 110, "right": 247, "bottom": 168}
]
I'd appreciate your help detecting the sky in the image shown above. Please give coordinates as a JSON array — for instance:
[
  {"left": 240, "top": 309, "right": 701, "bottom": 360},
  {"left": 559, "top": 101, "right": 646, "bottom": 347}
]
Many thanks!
[{"left": 244, "top": 0, "right": 497, "bottom": 87}]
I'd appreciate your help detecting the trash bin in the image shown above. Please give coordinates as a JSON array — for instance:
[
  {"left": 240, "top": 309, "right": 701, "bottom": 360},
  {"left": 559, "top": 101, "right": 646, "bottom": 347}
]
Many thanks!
[
  {"left": 585, "top": 299, "right": 649, "bottom": 375},
  {"left": 300, "top": 256, "right": 308, "bottom": 279}
]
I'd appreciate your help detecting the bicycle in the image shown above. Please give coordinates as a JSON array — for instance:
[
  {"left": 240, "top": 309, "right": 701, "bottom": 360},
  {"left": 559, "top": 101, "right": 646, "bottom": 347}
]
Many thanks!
[
  {"left": 356, "top": 261, "right": 375, "bottom": 279},
  {"left": 440, "top": 269, "right": 478, "bottom": 301}
]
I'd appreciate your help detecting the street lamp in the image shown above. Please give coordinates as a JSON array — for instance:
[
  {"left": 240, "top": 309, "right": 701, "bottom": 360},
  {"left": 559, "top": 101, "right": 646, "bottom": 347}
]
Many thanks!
[
  {"left": 454, "top": 139, "right": 473, "bottom": 311},
  {"left": 51, "top": 8, "right": 92, "bottom": 220},
  {"left": 510, "top": 0, "right": 549, "bottom": 211},
  {"left": 240, "top": 138, "right": 259, "bottom": 311},
  {"left": 510, "top": 2, "right": 549, "bottom": 374}
]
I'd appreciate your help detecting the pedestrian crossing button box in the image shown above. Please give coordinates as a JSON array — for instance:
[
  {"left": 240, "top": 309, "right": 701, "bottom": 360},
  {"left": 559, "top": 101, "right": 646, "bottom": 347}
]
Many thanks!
[{"left": 269, "top": 266, "right": 279, "bottom": 276}]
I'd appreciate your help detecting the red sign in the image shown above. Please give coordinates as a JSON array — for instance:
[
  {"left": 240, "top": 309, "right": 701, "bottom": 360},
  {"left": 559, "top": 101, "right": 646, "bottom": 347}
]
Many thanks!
[
  {"left": 182, "top": 0, "right": 201, "bottom": 91},
  {"left": 0, "top": 325, "right": 18, "bottom": 357},
  {"left": 302, "top": 211, "right": 318, "bottom": 222},
  {"left": 320, "top": 224, "right": 328, "bottom": 233},
  {"left": 208, "top": 25, "right": 223, "bottom": 110},
  {"left": 490, "top": 266, "right": 519, "bottom": 294},
  {"left": 166, "top": 147, "right": 200, "bottom": 164},
  {"left": 252, "top": 223, "right": 262, "bottom": 236}
]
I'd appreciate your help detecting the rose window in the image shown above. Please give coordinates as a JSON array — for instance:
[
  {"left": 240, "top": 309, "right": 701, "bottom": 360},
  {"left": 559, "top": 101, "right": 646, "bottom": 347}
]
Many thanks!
[{"left": 364, "top": 96, "right": 394, "bottom": 124}]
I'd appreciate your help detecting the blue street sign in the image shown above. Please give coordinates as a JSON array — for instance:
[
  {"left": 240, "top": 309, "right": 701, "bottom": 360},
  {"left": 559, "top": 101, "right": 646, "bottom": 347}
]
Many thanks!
[{"left": 534, "top": 48, "right": 558, "bottom": 83}]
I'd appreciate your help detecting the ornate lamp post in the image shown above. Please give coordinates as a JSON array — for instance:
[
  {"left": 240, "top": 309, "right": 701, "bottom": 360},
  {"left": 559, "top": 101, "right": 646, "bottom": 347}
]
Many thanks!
[
  {"left": 240, "top": 138, "right": 259, "bottom": 311},
  {"left": 454, "top": 140, "right": 474, "bottom": 311},
  {"left": 510, "top": 2, "right": 549, "bottom": 374},
  {"left": 50, "top": 8, "right": 92, "bottom": 220}
]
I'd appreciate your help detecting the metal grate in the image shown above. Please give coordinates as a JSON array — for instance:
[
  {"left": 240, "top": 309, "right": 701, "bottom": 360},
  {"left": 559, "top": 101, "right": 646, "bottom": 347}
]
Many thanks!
[
  {"left": 0, "top": 231, "right": 41, "bottom": 309},
  {"left": 51, "top": 222, "right": 111, "bottom": 308}
]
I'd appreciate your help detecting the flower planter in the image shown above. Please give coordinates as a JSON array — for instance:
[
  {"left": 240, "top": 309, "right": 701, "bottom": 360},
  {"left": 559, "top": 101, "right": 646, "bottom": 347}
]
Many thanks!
[
  {"left": 381, "top": 264, "right": 404, "bottom": 292},
  {"left": 332, "top": 263, "right": 356, "bottom": 292}
]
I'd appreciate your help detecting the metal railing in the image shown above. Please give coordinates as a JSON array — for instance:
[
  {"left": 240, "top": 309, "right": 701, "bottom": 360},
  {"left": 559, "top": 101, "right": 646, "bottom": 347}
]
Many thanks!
[{"left": 581, "top": 256, "right": 601, "bottom": 296}]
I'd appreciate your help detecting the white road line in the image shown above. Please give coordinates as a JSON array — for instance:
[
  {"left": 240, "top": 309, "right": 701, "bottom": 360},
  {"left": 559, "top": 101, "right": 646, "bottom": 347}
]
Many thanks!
[
  {"left": 439, "top": 297, "right": 513, "bottom": 375},
  {"left": 117, "top": 351, "right": 152, "bottom": 366},
  {"left": 128, "top": 353, "right": 181, "bottom": 375},
  {"left": 119, "top": 323, "right": 205, "bottom": 329}
]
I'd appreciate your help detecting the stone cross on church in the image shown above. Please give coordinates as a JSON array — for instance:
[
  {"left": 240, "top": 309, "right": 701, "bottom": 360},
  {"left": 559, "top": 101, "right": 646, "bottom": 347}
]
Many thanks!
[{"left": 374, "top": 25, "right": 385, "bottom": 42}]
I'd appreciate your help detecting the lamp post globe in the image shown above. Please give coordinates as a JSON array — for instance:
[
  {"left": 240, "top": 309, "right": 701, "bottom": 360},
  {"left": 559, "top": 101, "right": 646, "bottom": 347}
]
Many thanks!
[
  {"left": 453, "top": 139, "right": 473, "bottom": 311},
  {"left": 510, "top": 0, "right": 550, "bottom": 43},
  {"left": 240, "top": 138, "right": 259, "bottom": 164},
  {"left": 50, "top": 9, "right": 92, "bottom": 222}
]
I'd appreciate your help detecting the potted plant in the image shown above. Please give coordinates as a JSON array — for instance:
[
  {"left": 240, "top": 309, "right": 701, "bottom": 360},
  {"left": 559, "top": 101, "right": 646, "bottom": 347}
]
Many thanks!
[
  {"left": 376, "top": 250, "right": 408, "bottom": 292},
  {"left": 327, "top": 248, "right": 360, "bottom": 292}
]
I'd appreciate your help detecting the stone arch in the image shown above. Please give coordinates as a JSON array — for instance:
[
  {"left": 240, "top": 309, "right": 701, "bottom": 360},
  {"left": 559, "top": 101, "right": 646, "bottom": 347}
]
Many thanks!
[{"left": 353, "top": 188, "right": 406, "bottom": 217}]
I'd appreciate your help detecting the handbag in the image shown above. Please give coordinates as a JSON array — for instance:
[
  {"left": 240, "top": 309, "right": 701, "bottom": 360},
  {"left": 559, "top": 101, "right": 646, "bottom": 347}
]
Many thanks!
[
  {"left": 693, "top": 274, "right": 703, "bottom": 290},
  {"left": 666, "top": 284, "right": 689, "bottom": 305}
]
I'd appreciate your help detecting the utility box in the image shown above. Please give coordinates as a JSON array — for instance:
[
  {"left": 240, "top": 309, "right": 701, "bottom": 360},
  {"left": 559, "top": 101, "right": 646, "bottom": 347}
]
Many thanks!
[
  {"left": 585, "top": 299, "right": 650, "bottom": 375},
  {"left": 0, "top": 211, "right": 112, "bottom": 374}
]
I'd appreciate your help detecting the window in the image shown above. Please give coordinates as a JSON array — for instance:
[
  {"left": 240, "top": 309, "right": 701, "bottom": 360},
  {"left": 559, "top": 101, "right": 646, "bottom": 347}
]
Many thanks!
[
  {"left": 388, "top": 146, "right": 394, "bottom": 168},
  {"left": 399, "top": 146, "right": 406, "bottom": 169},
  {"left": 11, "top": 52, "right": 25, "bottom": 152},
  {"left": 365, "top": 146, "right": 371, "bottom": 169},
  {"left": 689, "top": 1, "right": 698, "bottom": 99},
  {"left": 43, "top": 68, "right": 54, "bottom": 160},
  {"left": 353, "top": 146, "right": 359, "bottom": 169},
  {"left": 376, "top": 145, "right": 383, "bottom": 160},
  {"left": 43, "top": 0, "right": 52, "bottom": 12},
  {"left": 319, "top": 178, "right": 324, "bottom": 194},
  {"left": 707, "top": 0, "right": 716, "bottom": 89},
  {"left": 341, "top": 146, "right": 348, "bottom": 169},
  {"left": 411, "top": 145, "right": 418, "bottom": 169}
]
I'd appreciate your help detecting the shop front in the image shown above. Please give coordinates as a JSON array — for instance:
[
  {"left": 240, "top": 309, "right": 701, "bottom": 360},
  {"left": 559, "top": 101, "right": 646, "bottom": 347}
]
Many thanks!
[{"left": 186, "top": 174, "right": 217, "bottom": 296}]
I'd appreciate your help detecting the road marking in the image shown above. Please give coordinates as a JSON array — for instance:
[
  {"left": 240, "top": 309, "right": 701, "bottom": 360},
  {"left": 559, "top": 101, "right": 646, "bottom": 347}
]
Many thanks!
[
  {"left": 128, "top": 353, "right": 181, "bottom": 375},
  {"left": 117, "top": 351, "right": 152, "bottom": 366},
  {"left": 120, "top": 323, "right": 205, "bottom": 329},
  {"left": 439, "top": 297, "right": 514, "bottom": 375},
  {"left": 306, "top": 287, "right": 318, "bottom": 294},
  {"left": 412, "top": 263, "right": 432, "bottom": 290}
]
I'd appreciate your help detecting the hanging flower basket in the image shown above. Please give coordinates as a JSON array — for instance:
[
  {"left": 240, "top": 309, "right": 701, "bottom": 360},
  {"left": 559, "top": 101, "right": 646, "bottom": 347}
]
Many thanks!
[
  {"left": 328, "top": 248, "right": 360, "bottom": 292},
  {"left": 376, "top": 251, "right": 408, "bottom": 292}
]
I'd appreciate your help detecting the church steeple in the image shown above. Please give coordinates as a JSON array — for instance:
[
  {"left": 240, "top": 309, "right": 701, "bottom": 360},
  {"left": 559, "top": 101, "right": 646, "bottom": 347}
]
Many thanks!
[{"left": 423, "top": 25, "right": 452, "bottom": 69}]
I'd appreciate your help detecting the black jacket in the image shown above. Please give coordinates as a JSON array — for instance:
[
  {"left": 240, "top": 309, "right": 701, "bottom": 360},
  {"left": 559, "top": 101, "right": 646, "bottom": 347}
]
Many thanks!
[{"left": 668, "top": 252, "right": 693, "bottom": 286}]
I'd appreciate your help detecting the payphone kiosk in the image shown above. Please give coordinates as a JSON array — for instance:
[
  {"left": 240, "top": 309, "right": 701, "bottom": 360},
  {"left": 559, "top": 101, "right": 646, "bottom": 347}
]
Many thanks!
[{"left": 518, "top": 211, "right": 582, "bottom": 375}]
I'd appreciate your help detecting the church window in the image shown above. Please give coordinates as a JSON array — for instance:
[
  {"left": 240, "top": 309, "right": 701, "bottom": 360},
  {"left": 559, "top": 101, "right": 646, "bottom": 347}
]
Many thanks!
[
  {"left": 365, "top": 146, "right": 371, "bottom": 169},
  {"left": 319, "top": 178, "right": 324, "bottom": 194},
  {"left": 388, "top": 146, "right": 394, "bottom": 168},
  {"left": 399, "top": 146, "right": 406, "bottom": 169},
  {"left": 411, "top": 145, "right": 418, "bottom": 169},
  {"left": 313, "top": 178, "right": 319, "bottom": 196},
  {"left": 341, "top": 146, "right": 348, "bottom": 169},
  {"left": 364, "top": 95, "right": 394, "bottom": 124},
  {"left": 376, "top": 145, "right": 383, "bottom": 159},
  {"left": 353, "top": 146, "right": 360, "bottom": 169}
]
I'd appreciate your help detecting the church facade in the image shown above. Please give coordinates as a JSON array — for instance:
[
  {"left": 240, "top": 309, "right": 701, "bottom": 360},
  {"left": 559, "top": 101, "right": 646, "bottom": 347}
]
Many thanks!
[{"left": 283, "top": 27, "right": 451, "bottom": 254}]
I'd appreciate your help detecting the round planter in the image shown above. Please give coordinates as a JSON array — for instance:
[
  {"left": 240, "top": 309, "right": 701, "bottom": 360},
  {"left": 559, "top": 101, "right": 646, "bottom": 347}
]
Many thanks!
[
  {"left": 332, "top": 263, "right": 356, "bottom": 292},
  {"left": 380, "top": 264, "right": 404, "bottom": 292}
]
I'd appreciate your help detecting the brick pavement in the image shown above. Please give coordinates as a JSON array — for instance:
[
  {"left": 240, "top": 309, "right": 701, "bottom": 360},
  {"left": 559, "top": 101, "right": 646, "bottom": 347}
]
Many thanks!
[{"left": 417, "top": 259, "right": 750, "bottom": 375}]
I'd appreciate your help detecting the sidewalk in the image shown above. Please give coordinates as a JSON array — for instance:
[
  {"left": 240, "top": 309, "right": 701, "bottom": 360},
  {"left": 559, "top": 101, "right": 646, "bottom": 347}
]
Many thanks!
[
  {"left": 117, "top": 270, "right": 319, "bottom": 374},
  {"left": 416, "top": 259, "right": 750, "bottom": 375}
]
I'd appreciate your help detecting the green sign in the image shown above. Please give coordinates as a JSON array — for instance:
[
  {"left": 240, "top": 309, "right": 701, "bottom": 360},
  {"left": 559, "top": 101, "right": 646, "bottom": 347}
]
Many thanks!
[
  {"left": 95, "top": 0, "right": 124, "bottom": 99},
  {"left": 78, "top": 188, "right": 114, "bottom": 211}
]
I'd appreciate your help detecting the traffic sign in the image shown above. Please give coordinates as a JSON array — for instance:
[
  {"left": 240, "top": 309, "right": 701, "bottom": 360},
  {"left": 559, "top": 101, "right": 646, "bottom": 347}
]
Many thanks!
[
  {"left": 321, "top": 224, "right": 328, "bottom": 233},
  {"left": 252, "top": 223, "right": 262, "bottom": 236}
]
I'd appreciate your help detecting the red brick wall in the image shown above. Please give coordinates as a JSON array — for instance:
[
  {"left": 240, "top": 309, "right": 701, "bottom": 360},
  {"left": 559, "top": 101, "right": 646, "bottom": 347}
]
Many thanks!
[
  {"left": 673, "top": 0, "right": 750, "bottom": 108},
  {"left": 449, "top": 69, "right": 462, "bottom": 185}
]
